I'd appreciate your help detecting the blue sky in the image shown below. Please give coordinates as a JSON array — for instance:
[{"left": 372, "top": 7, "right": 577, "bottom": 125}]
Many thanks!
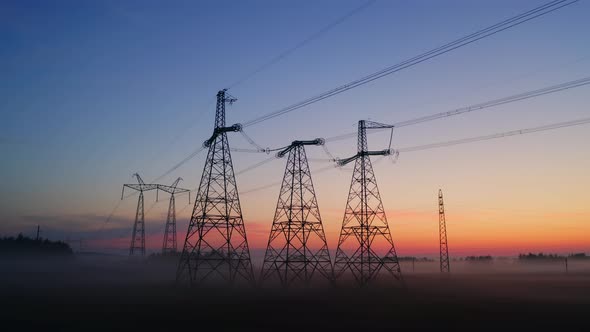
[{"left": 1, "top": 0, "right": 589, "bottom": 255}]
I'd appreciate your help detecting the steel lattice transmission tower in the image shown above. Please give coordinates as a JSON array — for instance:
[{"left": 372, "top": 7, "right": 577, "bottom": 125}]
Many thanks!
[
  {"left": 333, "top": 120, "right": 403, "bottom": 286},
  {"left": 260, "top": 139, "right": 333, "bottom": 287},
  {"left": 177, "top": 89, "right": 255, "bottom": 285},
  {"left": 158, "top": 178, "right": 191, "bottom": 254},
  {"left": 438, "top": 189, "right": 450, "bottom": 273},
  {"left": 122, "top": 173, "right": 158, "bottom": 256}
]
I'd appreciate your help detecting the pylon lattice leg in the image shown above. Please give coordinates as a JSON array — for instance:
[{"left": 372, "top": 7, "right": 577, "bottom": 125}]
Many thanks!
[
  {"left": 260, "top": 145, "right": 333, "bottom": 287},
  {"left": 162, "top": 193, "right": 177, "bottom": 254},
  {"left": 130, "top": 191, "right": 145, "bottom": 256}
]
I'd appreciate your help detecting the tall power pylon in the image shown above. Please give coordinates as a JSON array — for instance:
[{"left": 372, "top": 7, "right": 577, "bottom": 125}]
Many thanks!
[
  {"left": 122, "top": 173, "right": 158, "bottom": 256},
  {"left": 157, "top": 178, "right": 191, "bottom": 254},
  {"left": 438, "top": 189, "right": 450, "bottom": 273},
  {"left": 333, "top": 120, "right": 403, "bottom": 286},
  {"left": 177, "top": 89, "right": 255, "bottom": 285},
  {"left": 260, "top": 139, "right": 333, "bottom": 287}
]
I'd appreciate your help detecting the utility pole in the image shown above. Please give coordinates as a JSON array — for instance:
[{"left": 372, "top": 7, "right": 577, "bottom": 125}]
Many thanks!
[
  {"left": 177, "top": 89, "right": 255, "bottom": 286},
  {"left": 333, "top": 120, "right": 403, "bottom": 286},
  {"left": 157, "top": 178, "right": 190, "bottom": 254},
  {"left": 36, "top": 225, "right": 40, "bottom": 241},
  {"left": 439, "top": 189, "right": 450, "bottom": 273},
  {"left": 260, "top": 139, "right": 333, "bottom": 287},
  {"left": 122, "top": 173, "right": 158, "bottom": 257}
]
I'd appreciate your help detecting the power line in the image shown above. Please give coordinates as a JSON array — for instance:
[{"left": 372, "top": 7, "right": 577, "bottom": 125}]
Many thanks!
[
  {"left": 159, "top": 82, "right": 589, "bottom": 193},
  {"left": 233, "top": 142, "right": 341, "bottom": 176},
  {"left": 99, "top": 174, "right": 136, "bottom": 232},
  {"left": 240, "top": 163, "right": 342, "bottom": 195},
  {"left": 138, "top": 1, "right": 579, "bottom": 185},
  {"left": 232, "top": 73, "right": 590, "bottom": 154},
  {"left": 239, "top": 130, "right": 265, "bottom": 151},
  {"left": 100, "top": 200, "right": 124, "bottom": 232},
  {"left": 321, "top": 144, "right": 336, "bottom": 161},
  {"left": 141, "top": 1, "right": 376, "bottom": 173},
  {"left": 156, "top": 74, "right": 589, "bottom": 180},
  {"left": 98, "top": 162, "right": 194, "bottom": 237},
  {"left": 177, "top": 201, "right": 193, "bottom": 216},
  {"left": 393, "top": 76, "right": 590, "bottom": 128},
  {"left": 397, "top": 117, "right": 590, "bottom": 153},
  {"left": 143, "top": 97, "right": 217, "bottom": 167},
  {"left": 108, "top": 1, "right": 580, "bottom": 237},
  {"left": 231, "top": 147, "right": 263, "bottom": 153},
  {"left": 150, "top": 146, "right": 206, "bottom": 183},
  {"left": 119, "top": 0, "right": 579, "bottom": 217},
  {"left": 226, "top": 0, "right": 377, "bottom": 89},
  {"left": 324, "top": 75, "right": 590, "bottom": 143},
  {"left": 241, "top": 0, "right": 578, "bottom": 128},
  {"left": 239, "top": 157, "right": 365, "bottom": 195},
  {"left": 242, "top": 116, "right": 590, "bottom": 195},
  {"left": 235, "top": 155, "right": 278, "bottom": 176}
]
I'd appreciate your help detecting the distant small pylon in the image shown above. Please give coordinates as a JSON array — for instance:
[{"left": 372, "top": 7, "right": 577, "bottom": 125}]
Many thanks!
[
  {"left": 438, "top": 189, "right": 450, "bottom": 273},
  {"left": 157, "top": 178, "right": 190, "bottom": 254},
  {"left": 122, "top": 173, "right": 158, "bottom": 257}
]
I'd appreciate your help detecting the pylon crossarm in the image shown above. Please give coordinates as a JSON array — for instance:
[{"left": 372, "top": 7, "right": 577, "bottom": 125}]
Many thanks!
[
  {"left": 122, "top": 183, "right": 158, "bottom": 197},
  {"left": 203, "top": 124, "right": 242, "bottom": 147},
  {"left": 157, "top": 185, "right": 190, "bottom": 195},
  {"left": 364, "top": 121, "right": 394, "bottom": 129},
  {"left": 336, "top": 149, "right": 393, "bottom": 166},
  {"left": 276, "top": 138, "right": 324, "bottom": 158},
  {"left": 336, "top": 154, "right": 358, "bottom": 166}
]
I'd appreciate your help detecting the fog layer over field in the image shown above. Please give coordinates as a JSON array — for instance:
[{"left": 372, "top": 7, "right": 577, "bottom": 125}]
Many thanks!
[{"left": 1, "top": 254, "right": 590, "bottom": 330}]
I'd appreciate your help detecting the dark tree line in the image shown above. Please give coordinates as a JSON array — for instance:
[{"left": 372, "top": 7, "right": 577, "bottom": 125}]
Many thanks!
[
  {"left": 518, "top": 252, "right": 588, "bottom": 260},
  {"left": 398, "top": 256, "right": 435, "bottom": 262},
  {"left": 464, "top": 255, "right": 493, "bottom": 262},
  {"left": 0, "top": 234, "right": 73, "bottom": 257}
]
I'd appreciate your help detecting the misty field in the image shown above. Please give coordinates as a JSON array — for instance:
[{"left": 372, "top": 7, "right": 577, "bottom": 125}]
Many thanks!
[{"left": 1, "top": 255, "right": 589, "bottom": 331}]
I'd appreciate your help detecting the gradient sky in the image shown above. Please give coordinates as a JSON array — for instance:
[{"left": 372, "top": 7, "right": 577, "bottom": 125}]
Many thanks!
[{"left": 1, "top": 0, "right": 589, "bottom": 256}]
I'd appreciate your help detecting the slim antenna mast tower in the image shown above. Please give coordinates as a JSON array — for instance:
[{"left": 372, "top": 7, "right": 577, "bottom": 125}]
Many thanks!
[
  {"left": 157, "top": 178, "right": 191, "bottom": 254},
  {"left": 177, "top": 89, "right": 255, "bottom": 285},
  {"left": 122, "top": 173, "right": 158, "bottom": 256},
  {"left": 333, "top": 120, "right": 403, "bottom": 286},
  {"left": 260, "top": 139, "right": 333, "bottom": 287},
  {"left": 438, "top": 189, "right": 450, "bottom": 273}
]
